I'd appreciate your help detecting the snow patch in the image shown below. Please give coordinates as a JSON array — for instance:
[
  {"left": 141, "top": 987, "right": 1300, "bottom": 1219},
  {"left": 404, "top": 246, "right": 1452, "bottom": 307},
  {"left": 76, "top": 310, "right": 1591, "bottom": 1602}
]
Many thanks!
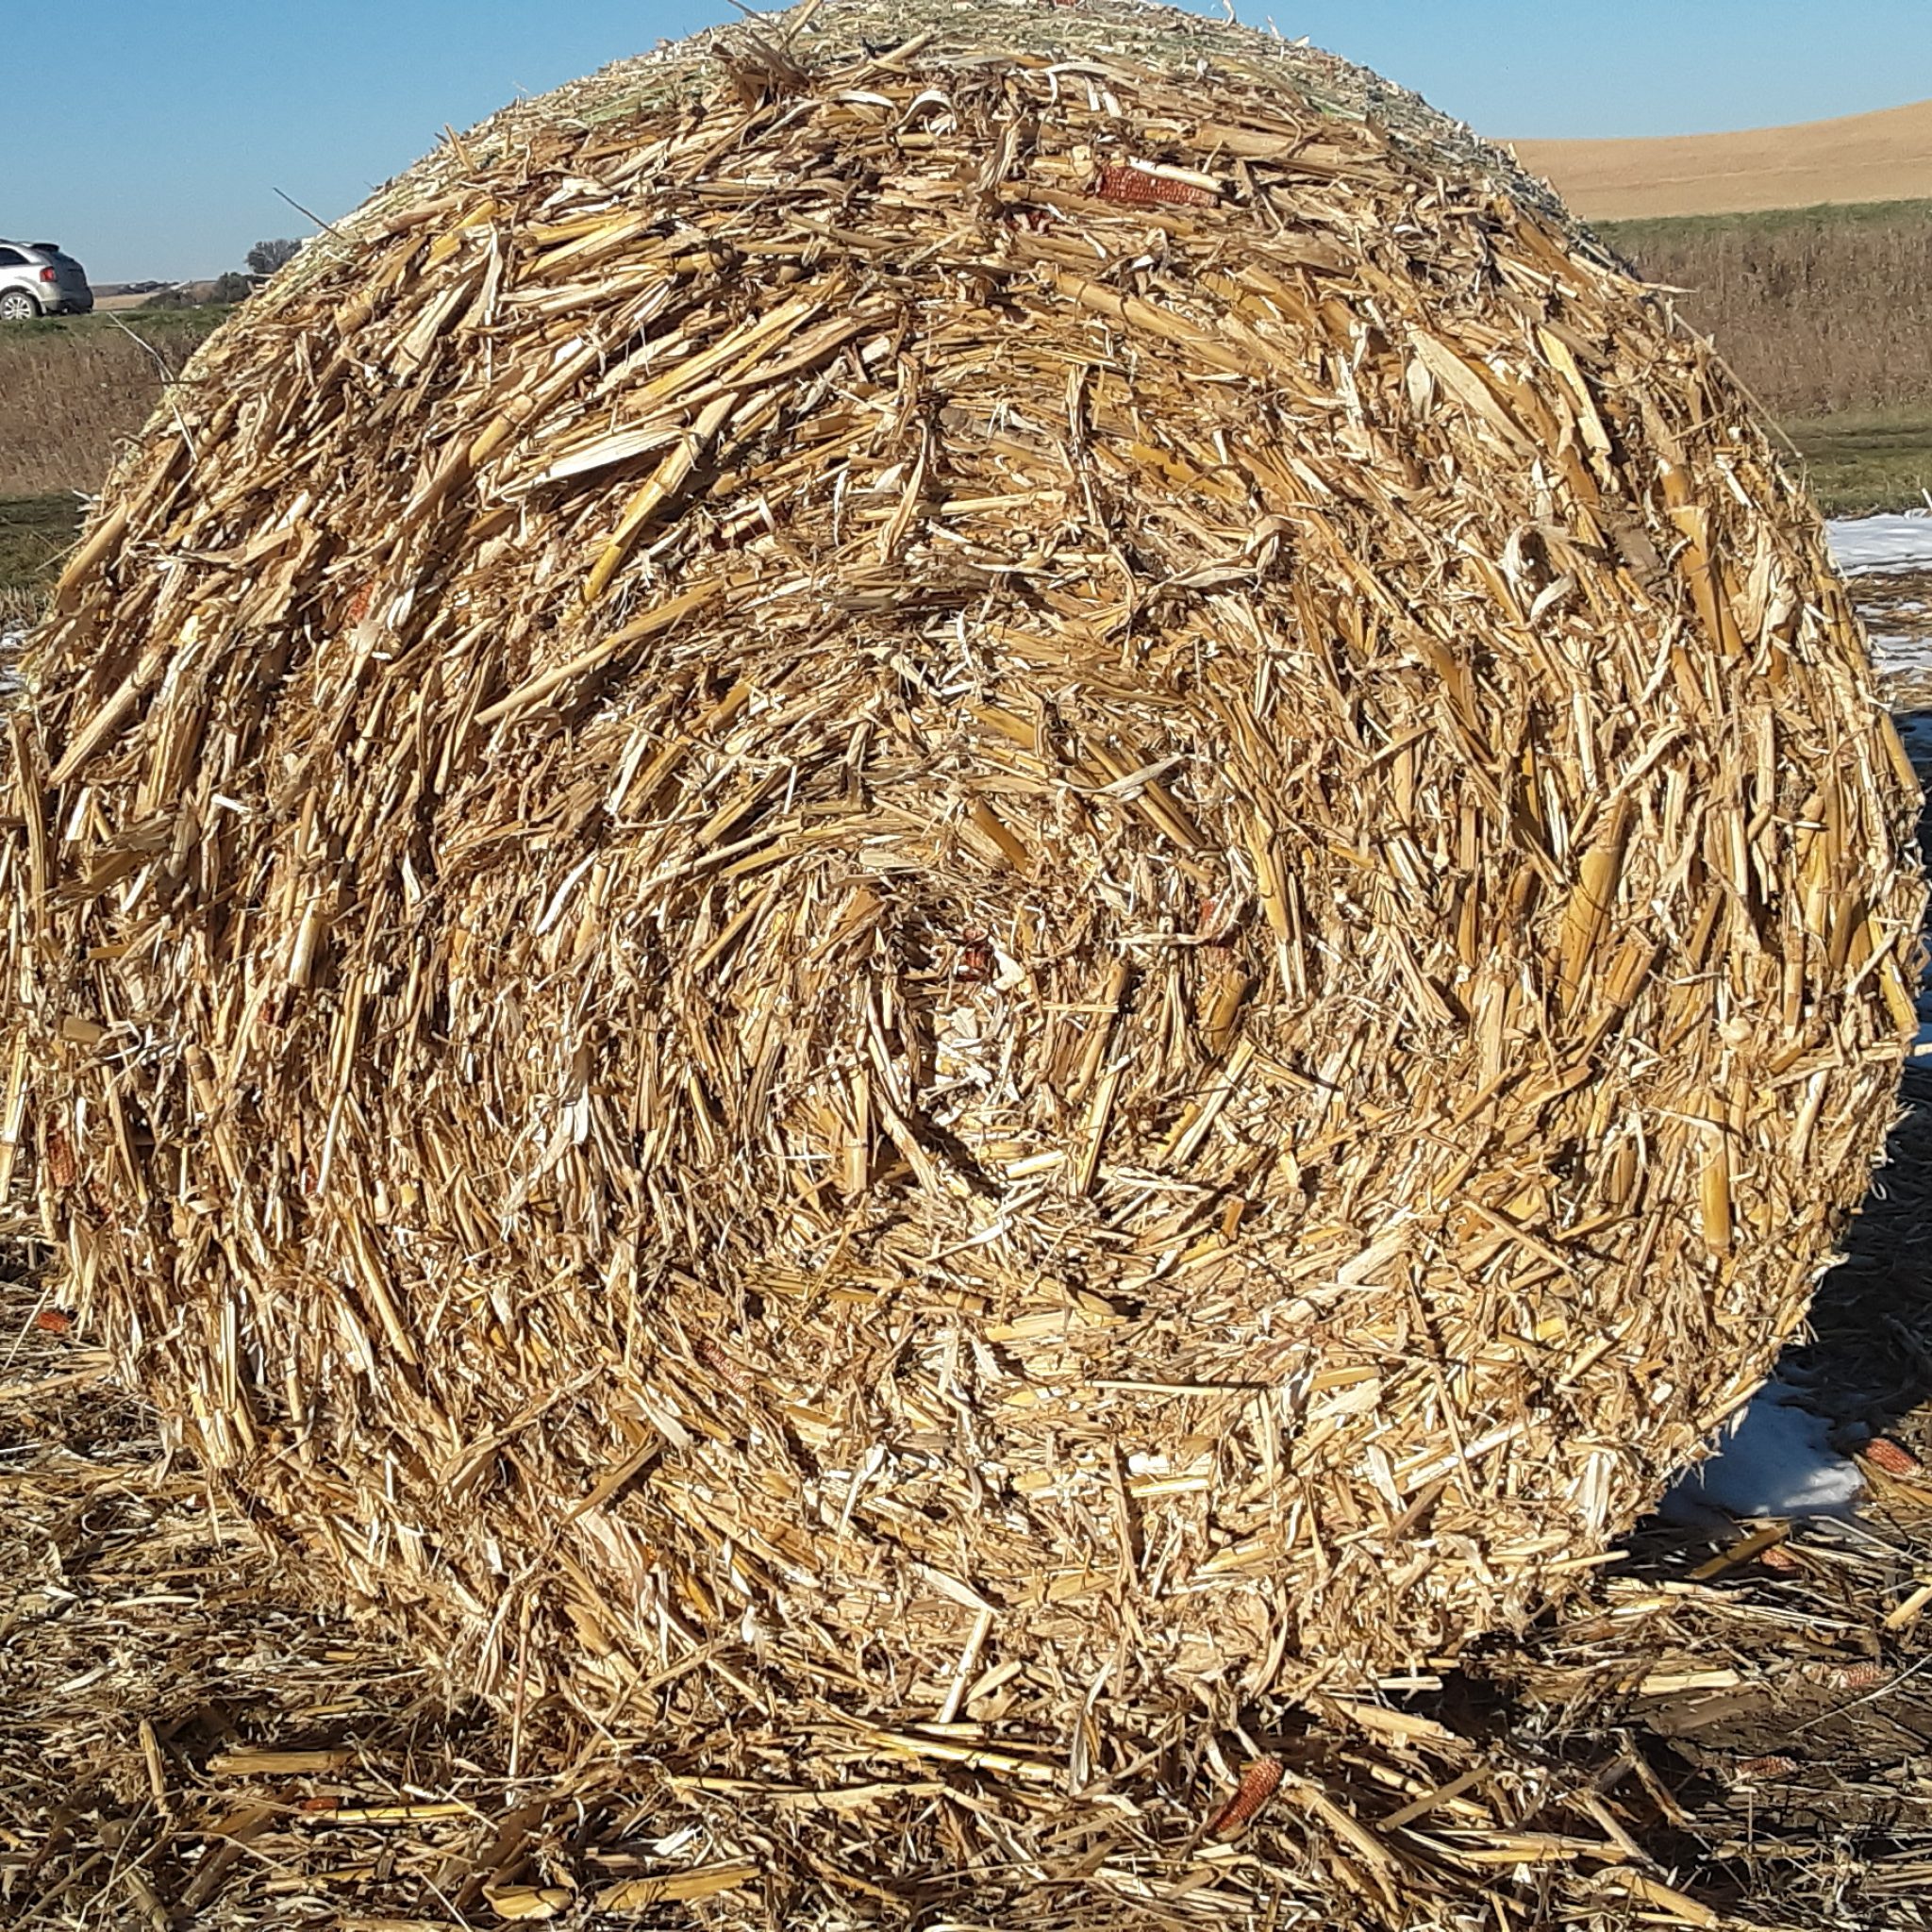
[
  {"left": 1827, "top": 511, "right": 1932, "bottom": 577},
  {"left": 1662, "top": 1378, "right": 1864, "bottom": 1524},
  {"left": 1870, "top": 630, "right": 1932, "bottom": 679}
]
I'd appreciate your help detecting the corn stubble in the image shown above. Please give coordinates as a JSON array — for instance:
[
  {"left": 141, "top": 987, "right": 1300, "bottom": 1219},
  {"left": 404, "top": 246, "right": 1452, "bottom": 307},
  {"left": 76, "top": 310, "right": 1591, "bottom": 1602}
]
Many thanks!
[{"left": 1, "top": 0, "right": 1923, "bottom": 1912}]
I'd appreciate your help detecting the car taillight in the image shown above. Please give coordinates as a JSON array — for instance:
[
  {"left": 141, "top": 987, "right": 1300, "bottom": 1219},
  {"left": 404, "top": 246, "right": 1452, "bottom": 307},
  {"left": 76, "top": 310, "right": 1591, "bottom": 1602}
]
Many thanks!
[{"left": 38, "top": 267, "right": 55, "bottom": 282}]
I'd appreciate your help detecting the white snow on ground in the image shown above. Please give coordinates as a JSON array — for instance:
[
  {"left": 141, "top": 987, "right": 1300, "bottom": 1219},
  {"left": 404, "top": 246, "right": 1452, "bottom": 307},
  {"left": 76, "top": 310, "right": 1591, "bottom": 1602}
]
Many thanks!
[
  {"left": 1828, "top": 510, "right": 1932, "bottom": 577},
  {"left": 1825, "top": 517, "right": 1932, "bottom": 685},
  {"left": 1870, "top": 633, "right": 1932, "bottom": 682},
  {"left": 1663, "top": 1377, "right": 1865, "bottom": 1524},
  {"left": 1837, "top": 547, "right": 1932, "bottom": 1054}
]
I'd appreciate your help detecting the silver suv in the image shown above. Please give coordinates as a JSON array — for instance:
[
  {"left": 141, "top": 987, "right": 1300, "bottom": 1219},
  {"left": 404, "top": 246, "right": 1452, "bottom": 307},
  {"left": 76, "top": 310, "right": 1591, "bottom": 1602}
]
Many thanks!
[{"left": 0, "top": 241, "right": 93, "bottom": 320}]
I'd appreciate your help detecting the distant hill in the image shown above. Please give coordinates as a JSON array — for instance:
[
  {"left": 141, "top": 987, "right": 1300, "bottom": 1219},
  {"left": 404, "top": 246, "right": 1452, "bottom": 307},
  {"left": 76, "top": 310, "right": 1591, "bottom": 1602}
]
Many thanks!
[{"left": 1513, "top": 98, "right": 1932, "bottom": 220}]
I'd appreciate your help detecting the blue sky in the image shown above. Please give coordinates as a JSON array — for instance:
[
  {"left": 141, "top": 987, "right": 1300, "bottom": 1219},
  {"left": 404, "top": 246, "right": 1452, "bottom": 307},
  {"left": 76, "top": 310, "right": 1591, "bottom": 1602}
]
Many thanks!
[{"left": 8, "top": 1, "right": 1930, "bottom": 282}]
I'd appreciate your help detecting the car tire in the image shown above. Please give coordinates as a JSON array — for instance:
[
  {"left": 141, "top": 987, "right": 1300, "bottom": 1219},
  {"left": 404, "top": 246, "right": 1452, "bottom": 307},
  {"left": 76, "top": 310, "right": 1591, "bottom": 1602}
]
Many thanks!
[{"left": 0, "top": 290, "right": 42, "bottom": 322}]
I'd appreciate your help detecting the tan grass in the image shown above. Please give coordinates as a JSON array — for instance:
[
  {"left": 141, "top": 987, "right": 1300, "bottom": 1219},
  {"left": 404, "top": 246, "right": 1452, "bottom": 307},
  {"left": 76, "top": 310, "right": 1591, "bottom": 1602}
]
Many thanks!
[
  {"left": 0, "top": 314, "right": 223, "bottom": 497},
  {"left": 1604, "top": 206, "right": 1932, "bottom": 419}
]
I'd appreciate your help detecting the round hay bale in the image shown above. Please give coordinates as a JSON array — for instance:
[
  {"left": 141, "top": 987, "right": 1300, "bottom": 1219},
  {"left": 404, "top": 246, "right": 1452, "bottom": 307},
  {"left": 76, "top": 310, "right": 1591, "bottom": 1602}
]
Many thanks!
[{"left": 4, "top": 0, "right": 1920, "bottom": 1740}]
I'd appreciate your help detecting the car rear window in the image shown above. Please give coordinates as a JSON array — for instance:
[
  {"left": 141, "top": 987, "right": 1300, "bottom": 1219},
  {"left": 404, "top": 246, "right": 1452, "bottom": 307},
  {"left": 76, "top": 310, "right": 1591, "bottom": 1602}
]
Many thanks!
[{"left": 0, "top": 248, "right": 25, "bottom": 266}]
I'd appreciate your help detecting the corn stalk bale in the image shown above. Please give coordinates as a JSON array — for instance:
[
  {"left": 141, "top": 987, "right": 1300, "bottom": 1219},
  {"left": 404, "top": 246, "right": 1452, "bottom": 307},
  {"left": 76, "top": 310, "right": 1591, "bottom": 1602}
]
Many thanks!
[{"left": 2, "top": 0, "right": 1922, "bottom": 1766}]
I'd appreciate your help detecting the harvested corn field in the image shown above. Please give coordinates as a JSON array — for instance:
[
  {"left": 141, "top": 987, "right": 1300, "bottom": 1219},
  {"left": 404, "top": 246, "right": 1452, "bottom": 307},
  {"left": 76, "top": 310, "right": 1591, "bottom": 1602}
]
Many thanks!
[
  {"left": 1513, "top": 99, "right": 1932, "bottom": 224},
  {"left": 2, "top": 0, "right": 1925, "bottom": 1922}
]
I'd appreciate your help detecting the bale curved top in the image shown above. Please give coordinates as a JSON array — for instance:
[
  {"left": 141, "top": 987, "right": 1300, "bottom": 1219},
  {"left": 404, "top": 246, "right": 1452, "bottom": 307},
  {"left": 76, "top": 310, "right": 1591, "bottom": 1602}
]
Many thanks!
[{"left": 5, "top": 0, "right": 1920, "bottom": 1749}]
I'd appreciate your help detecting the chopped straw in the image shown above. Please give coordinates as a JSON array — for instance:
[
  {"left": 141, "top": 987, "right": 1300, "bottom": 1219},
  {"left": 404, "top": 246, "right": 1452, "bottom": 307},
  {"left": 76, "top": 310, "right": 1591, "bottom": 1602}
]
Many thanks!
[{"left": 0, "top": 0, "right": 1923, "bottom": 1909}]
